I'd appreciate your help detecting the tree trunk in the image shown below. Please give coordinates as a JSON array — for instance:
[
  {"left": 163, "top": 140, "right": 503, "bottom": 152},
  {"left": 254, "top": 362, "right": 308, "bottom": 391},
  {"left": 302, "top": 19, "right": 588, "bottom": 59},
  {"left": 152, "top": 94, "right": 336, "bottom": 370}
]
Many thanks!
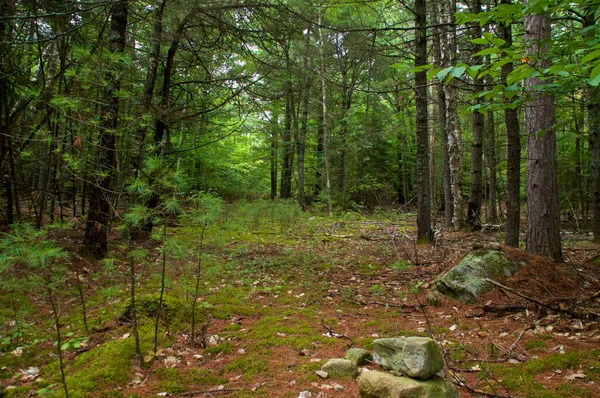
[
  {"left": 415, "top": 0, "right": 432, "bottom": 242},
  {"left": 432, "top": 0, "right": 452, "bottom": 227},
  {"left": 485, "top": 94, "right": 498, "bottom": 223},
  {"left": 132, "top": 0, "right": 165, "bottom": 173},
  {"left": 270, "top": 112, "right": 278, "bottom": 200},
  {"left": 500, "top": 0, "right": 521, "bottom": 247},
  {"left": 297, "top": 25, "right": 313, "bottom": 210},
  {"left": 440, "top": 0, "right": 463, "bottom": 229},
  {"left": 584, "top": 7, "right": 600, "bottom": 240},
  {"left": 280, "top": 52, "right": 294, "bottom": 199},
  {"left": 524, "top": 7, "right": 562, "bottom": 261},
  {"left": 318, "top": 12, "right": 332, "bottom": 216},
  {"left": 466, "top": 0, "right": 484, "bottom": 230},
  {"left": 82, "top": 0, "right": 128, "bottom": 258}
]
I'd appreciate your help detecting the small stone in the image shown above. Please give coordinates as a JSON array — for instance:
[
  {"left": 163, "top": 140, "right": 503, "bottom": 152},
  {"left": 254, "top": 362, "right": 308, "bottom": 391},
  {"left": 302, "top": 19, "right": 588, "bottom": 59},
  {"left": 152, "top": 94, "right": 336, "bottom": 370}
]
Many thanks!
[
  {"left": 298, "top": 392, "right": 312, "bottom": 398},
  {"left": 299, "top": 348, "right": 310, "bottom": 356},
  {"left": 333, "top": 383, "right": 344, "bottom": 392},
  {"left": 316, "top": 370, "right": 329, "bottom": 379}
]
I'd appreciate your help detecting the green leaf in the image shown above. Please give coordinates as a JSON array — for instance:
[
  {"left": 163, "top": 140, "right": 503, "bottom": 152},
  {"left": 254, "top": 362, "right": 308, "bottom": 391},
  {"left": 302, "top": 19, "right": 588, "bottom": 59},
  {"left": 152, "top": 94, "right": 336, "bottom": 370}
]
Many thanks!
[
  {"left": 450, "top": 66, "right": 466, "bottom": 79},
  {"left": 589, "top": 74, "right": 600, "bottom": 87},
  {"left": 474, "top": 47, "right": 502, "bottom": 57},
  {"left": 435, "top": 67, "right": 453, "bottom": 81},
  {"left": 581, "top": 49, "right": 600, "bottom": 64}
]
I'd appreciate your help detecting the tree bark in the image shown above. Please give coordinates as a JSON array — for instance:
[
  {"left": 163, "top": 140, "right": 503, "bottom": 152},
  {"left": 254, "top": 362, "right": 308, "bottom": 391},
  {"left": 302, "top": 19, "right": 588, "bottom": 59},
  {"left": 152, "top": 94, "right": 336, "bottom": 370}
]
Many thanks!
[
  {"left": 524, "top": 7, "right": 562, "bottom": 261},
  {"left": 297, "top": 25, "right": 313, "bottom": 210},
  {"left": 500, "top": 0, "right": 521, "bottom": 247},
  {"left": 318, "top": 10, "right": 332, "bottom": 216},
  {"left": 431, "top": 1, "right": 452, "bottom": 227},
  {"left": 132, "top": 0, "right": 165, "bottom": 173},
  {"left": 415, "top": 0, "right": 432, "bottom": 242},
  {"left": 466, "top": 0, "right": 484, "bottom": 230},
  {"left": 440, "top": 0, "right": 463, "bottom": 229},
  {"left": 82, "top": 0, "right": 128, "bottom": 258}
]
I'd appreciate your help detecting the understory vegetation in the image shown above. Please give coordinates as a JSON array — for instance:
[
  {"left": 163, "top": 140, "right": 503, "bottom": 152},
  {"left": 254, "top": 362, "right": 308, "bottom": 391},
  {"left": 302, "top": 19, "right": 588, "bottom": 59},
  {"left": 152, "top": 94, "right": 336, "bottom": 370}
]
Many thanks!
[{"left": 1, "top": 200, "right": 599, "bottom": 397}]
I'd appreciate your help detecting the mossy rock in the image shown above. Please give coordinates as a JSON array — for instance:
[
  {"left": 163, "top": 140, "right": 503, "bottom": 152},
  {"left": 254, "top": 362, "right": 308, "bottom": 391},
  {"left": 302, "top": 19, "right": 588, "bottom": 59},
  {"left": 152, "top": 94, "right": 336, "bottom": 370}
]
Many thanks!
[
  {"left": 119, "top": 294, "right": 203, "bottom": 326},
  {"left": 436, "top": 250, "right": 523, "bottom": 303}
]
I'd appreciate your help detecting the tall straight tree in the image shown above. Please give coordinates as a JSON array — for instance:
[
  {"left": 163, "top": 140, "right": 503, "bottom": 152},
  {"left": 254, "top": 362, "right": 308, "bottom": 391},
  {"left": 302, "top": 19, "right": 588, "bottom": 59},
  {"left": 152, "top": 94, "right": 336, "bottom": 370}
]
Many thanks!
[
  {"left": 415, "top": 0, "right": 432, "bottom": 241},
  {"left": 524, "top": 4, "right": 562, "bottom": 261},
  {"left": 82, "top": 0, "right": 128, "bottom": 257},
  {"left": 466, "top": 0, "right": 484, "bottom": 230},
  {"left": 500, "top": 0, "right": 521, "bottom": 247},
  {"left": 441, "top": 0, "right": 464, "bottom": 229}
]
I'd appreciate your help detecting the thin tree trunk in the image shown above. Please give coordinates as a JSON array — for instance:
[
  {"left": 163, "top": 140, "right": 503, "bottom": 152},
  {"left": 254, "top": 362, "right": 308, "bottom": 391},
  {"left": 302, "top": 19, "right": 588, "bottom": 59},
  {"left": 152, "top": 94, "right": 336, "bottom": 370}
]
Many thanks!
[
  {"left": 485, "top": 99, "right": 498, "bottom": 223},
  {"left": 467, "top": 0, "right": 484, "bottom": 230},
  {"left": 318, "top": 9, "right": 332, "bottom": 216},
  {"left": 132, "top": 0, "right": 165, "bottom": 173},
  {"left": 297, "top": 26, "right": 313, "bottom": 210},
  {"left": 441, "top": 0, "right": 463, "bottom": 229},
  {"left": 432, "top": 1, "right": 452, "bottom": 227},
  {"left": 500, "top": 0, "right": 521, "bottom": 247},
  {"left": 415, "top": 0, "right": 432, "bottom": 242},
  {"left": 82, "top": 0, "right": 128, "bottom": 258},
  {"left": 524, "top": 6, "right": 562, "bottom": 261},
  {"left": 270, "top": 113, "right": 278, "bottom": 200}
]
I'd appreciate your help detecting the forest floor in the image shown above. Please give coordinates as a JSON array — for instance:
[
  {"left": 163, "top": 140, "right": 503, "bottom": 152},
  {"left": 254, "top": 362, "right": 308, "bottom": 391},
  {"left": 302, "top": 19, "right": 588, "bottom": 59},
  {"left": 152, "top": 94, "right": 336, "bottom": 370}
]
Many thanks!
[{"left": 1, "top": 206, "right": 600, "bottom": 397}]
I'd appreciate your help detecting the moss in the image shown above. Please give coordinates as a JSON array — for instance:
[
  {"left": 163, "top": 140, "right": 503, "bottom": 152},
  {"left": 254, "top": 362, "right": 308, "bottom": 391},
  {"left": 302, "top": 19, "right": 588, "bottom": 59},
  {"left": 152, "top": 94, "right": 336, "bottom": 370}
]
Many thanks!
[
  {"left": 205, "top": 342, "right": 233, "bottom": 356},
  {"left": 223, "top": 355, "right": 269, "bottom": 378},
  {"left": 120, "top": 293, "right": 202, "bottom": 327},
  {"left": 524, "top": 339, "right": 547, "bottom": 352},
  {"left": 155, "top": 367, "right": 227, "bottom": 394}
]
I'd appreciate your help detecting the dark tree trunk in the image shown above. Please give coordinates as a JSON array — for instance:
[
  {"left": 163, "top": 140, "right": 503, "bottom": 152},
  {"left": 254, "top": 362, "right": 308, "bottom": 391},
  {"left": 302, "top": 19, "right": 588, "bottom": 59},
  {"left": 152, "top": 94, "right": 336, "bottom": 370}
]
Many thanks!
[
  {"left": 584, "top": 8, "right": 600, "bottom": 240},
  {"left": 270, "top": 115, "right": 278, "bottom": 200},
  {"left": 415, "top": 0, "right": 432, "bottom": 242},
  {"left": 524, "top": 7, "right": 562, "bottom": 261},
  {"left": 132, "top": 0, "right": 165, "bottom": 173},
  {"left": 500, "top": 0, "right": 521, "bottom": 248},
  {"left": 82, "top": 0, "right": 128, "bottom": 258},
  {"left": 466, "top": 0, "right": 484, "bottom": 230},
  {"left": 485, "top": 97, "right": 498, "bottom": 223},
  {"left": 280, "top": 51, "right": 294, "bottom": 199}
]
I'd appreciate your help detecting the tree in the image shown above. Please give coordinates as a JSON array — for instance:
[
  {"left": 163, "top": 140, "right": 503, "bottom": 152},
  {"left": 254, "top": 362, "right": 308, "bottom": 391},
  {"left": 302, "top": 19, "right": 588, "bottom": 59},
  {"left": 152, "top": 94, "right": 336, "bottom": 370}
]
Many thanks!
[
  {"left": 415, "top": 0, "right": 432, "bottom": 241},
  {"left": 500, "top": 0, "right": 522, "bottom": 248},
  {"left": 466, "top": 0, "right": 484, "bottom": 230},
  {"left": 82, "top": 0, "right": 129, "bottom": 258},
  {"left": 524, "top": 4, "right": 562, "bottom": 261}
]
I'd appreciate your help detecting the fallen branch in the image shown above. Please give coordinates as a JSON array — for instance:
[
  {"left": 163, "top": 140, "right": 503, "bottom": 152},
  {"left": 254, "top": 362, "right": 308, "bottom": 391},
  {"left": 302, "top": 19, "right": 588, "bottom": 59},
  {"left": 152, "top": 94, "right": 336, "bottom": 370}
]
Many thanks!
[
  {"left": 451, "top": 378, "right": 522, "bottom": 398},
  {"left": 483, "top": 278, "right": 597, "bottom": 321}
]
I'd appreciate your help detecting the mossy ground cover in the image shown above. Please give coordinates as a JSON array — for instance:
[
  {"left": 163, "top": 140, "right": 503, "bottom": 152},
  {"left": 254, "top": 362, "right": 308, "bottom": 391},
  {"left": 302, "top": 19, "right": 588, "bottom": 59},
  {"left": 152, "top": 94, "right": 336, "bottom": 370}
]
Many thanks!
[{"left": 1, "top": 203, "right": 599, "bottom": 397}]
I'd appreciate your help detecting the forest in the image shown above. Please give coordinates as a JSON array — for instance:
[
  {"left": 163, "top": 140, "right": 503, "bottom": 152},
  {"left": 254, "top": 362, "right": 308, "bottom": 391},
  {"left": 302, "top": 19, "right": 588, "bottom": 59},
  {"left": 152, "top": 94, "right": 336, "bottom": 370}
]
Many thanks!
[{"left": 1, "top": 0, "right": 600, "bottom": 397}]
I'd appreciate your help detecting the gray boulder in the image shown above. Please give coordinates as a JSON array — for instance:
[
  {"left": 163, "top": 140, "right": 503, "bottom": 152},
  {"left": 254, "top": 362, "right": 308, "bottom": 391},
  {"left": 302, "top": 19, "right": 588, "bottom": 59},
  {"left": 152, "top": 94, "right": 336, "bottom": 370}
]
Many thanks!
[
  {"left": 321, "top": 358, "right": 358, "bottom": 378},
  {"left": 358, "top": 371, "right": 459, "bottom": 398},
  {"left": 435, "top": 249, "right": 523, "bottom": 303},
  {"left": 346, "top": 348, "right": 373, "bottom": 366},
  {"left": 372, "top": 338, "right": 406, "bottom": 372},
  {"left": 373, "top": 337, "right": 443, "bottom": 380}
]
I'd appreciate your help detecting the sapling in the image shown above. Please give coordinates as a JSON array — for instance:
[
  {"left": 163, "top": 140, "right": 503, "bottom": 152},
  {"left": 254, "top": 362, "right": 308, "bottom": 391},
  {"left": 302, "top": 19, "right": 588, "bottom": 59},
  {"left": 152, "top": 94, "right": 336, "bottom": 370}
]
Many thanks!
[
  {"left": 0, "top": 225, "right": 70, "bottom": 397},
  {"left": 186, "top": 192, "right": 223, "bottom": 346}
]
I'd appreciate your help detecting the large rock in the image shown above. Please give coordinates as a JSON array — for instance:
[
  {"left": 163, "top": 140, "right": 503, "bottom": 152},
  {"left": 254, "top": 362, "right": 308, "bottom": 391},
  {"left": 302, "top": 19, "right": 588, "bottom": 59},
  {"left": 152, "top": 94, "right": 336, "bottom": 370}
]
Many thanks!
[
  {"left": 373, "top": 337, "right": 443, "bottom": 380},
  {"left": 435, "top": 249, "right": 523, "bottom": 303},
  {"left": 358, "top": 371, "right": 459, "bottom": 398},
  {"left": 372, "top": 338, "right": 406, "bottom": 372},
  {"left": 321, "top": 358, "right": 358, "bottom": 378},
  {"left": 346, "top": 348, "right": 372, "bottom": 366}
]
